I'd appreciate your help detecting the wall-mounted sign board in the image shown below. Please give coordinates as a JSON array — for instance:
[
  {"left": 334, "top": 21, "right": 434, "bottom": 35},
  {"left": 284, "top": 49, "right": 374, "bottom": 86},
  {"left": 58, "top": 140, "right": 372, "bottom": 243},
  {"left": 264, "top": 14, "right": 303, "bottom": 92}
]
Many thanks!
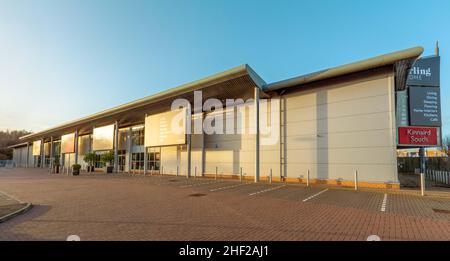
[
  {"left": 44, "top": 142, "right": 50, "bottom": 156},
  {"left": 93, "top": 124, "right": 115, "bottom": 151},
  {"left": 61, "top": 133, "right": 75, "bottom": 154},
  {"left": 145, "top": 108, "right": 187, "bottom": 147},
  {"left": 32, "top": 140, "right": 41, "bottom": 156}
]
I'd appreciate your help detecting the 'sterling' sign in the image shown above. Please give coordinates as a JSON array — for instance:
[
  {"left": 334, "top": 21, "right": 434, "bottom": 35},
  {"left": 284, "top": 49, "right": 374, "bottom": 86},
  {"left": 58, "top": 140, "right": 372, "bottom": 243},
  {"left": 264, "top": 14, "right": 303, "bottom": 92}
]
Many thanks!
[{"left": 407, "top": 56, "right": 440, "bottom": 87}]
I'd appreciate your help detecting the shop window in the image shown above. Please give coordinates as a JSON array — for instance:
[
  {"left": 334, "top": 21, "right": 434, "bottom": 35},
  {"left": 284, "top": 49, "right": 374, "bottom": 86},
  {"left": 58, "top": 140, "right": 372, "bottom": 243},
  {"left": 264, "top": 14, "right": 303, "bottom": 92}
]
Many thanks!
[
  {"left": 131, "top": 127, "right": 144, "bottom": 146},
  {"left": 131, "top": 152, "right": 144, "bottom": 170},
  {"left": 147, "top": 147, "right": 161, "bottom": 173}
]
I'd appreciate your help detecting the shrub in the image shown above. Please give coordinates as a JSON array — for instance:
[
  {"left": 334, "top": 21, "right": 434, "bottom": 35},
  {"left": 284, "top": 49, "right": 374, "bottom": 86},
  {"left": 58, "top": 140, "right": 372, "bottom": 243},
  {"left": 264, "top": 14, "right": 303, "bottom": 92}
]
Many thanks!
[
  {"left": 100, "top": 151, "right": 115, "bottom": 166},
  {"left": 83, "top": 152, "right": 96, "bottom": 165}
]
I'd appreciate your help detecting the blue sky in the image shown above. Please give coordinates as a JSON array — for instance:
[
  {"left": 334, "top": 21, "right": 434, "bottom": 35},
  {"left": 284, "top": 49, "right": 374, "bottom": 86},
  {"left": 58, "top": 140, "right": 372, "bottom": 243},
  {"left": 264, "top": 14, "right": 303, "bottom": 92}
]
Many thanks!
[{"left": 0, "top": 0, "right": 449, "bottom": 138}]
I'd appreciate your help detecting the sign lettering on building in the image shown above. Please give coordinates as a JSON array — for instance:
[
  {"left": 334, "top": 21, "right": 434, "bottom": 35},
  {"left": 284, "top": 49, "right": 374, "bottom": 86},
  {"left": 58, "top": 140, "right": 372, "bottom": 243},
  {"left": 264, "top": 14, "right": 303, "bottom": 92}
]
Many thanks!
[
  {"left": 396, "top": 90, "right": 409, "bottom": 126},
  {"left": 398, "top": 126, "right": 439, "bottom": 146},
  {"left": 408, "top": 86, "right": 441, "bottom": 126},
  {"left": 406, "top": 56, "right": 440, "bottom": 87},
  {"left": 396, "top": 55, "right": 441, "bottom": 147}
]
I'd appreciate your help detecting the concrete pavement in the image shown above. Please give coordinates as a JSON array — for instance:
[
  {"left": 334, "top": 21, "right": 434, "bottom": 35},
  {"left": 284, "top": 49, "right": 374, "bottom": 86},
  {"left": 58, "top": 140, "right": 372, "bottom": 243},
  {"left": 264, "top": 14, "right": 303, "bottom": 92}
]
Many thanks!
[{"left": 0, "top": 168, "right": 449, "bottom": 241}]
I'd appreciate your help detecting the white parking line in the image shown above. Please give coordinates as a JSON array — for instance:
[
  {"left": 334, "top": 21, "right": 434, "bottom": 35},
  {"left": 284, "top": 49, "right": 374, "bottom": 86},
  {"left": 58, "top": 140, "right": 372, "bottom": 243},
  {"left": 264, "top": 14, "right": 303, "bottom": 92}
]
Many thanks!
[
  {"left": 248, "top": 185, "right": 286, "bottom": 196},
  {"left": 380, "top": 194, "right": 388, "bottom": 212},
  {"left": 302, "top": 189, "right": 328, "bottom": 202},
  {"left": 180, "top": 181, "right": 223, "bottom": 188},
  {"left": 210, "top": 182, "right": 250, "bottom": 192},
  {"left": 157, "top": 180, "right": 182, "bottom": 185}
]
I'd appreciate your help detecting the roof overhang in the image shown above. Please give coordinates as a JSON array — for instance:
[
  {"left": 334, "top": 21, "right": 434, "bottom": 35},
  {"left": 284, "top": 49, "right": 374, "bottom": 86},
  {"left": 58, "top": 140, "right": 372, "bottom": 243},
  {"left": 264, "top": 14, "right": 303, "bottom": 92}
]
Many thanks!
[
  {"left": 7, "top": 142, "right": 29, "bottom": 149},
  {"left": 263, "top": 46, "right": 424, "bottom": 92},
  {"left": 20, "top": 64, "right": 266, "bottom": 142}
]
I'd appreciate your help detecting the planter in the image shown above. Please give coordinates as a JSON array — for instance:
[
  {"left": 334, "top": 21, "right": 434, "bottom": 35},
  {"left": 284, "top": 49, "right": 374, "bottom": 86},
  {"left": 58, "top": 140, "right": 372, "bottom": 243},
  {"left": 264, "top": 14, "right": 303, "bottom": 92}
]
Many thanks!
[
  {"left": 106, "top": 166, "right": 114, "bottom": 173},
  {"left": 72, "top": 169, "right": 80, "bottom": 176},
  {"left": 54, "top": 165, "right": 60, "bottom": 174}
]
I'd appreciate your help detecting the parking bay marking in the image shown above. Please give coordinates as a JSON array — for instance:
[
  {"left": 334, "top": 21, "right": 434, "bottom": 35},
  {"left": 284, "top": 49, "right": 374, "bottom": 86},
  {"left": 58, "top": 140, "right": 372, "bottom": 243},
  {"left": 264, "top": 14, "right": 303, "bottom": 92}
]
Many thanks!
[
  {"left": 380, "top": 194, "right": 388, "bottom": 212},
  {"left": 302, "top": 189, "right": 329, "bottom": 202},
  {"left": 179, "top": 181, "right": 224, "bottom": 188},
  {"left": 210, "top": 182, "right": 251, "bottom": 192},
  {"left": 248, "top": 185, "right": 287, "bottom": 196}
]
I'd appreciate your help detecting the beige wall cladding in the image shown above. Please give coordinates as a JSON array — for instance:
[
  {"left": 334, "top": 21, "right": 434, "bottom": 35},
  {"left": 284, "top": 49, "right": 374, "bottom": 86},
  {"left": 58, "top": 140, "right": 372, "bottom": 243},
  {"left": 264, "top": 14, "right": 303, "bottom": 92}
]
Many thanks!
[
  {"left": 204, "top": 99, "right": 280, "bottom": 178},
  {"left": 283, "top": 72, "right": 398, "bottom": 183},
  {"left": 160, "top": 146, "right": 178, "bottom": 175}
]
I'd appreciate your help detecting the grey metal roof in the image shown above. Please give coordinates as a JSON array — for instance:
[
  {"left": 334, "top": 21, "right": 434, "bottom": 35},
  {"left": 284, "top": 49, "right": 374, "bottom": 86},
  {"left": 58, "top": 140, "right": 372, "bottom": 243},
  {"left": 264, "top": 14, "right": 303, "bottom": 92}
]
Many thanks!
[
  {"left": 263, "top": 46, "right": 424, "bottom": 92},
  {"left": 20, "top": 64, "right": 264, "bottom": 142}
]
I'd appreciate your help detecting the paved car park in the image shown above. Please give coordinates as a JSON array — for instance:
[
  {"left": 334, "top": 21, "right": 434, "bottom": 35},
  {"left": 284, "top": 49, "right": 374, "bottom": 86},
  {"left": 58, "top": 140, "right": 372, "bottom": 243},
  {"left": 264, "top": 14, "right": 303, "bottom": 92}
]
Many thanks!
[{"left": 0, "top": 168, "right": 449, "bottom": 241}]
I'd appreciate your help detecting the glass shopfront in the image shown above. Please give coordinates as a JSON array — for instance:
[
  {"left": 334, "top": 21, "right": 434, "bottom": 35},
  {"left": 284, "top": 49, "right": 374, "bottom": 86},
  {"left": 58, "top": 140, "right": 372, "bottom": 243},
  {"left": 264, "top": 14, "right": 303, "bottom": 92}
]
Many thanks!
[
  {"left": 131, "top": 152, "right": 144, "bottom": 171},
  {"left": 147, "top": 147, "right": 161, "bottom": 174}
]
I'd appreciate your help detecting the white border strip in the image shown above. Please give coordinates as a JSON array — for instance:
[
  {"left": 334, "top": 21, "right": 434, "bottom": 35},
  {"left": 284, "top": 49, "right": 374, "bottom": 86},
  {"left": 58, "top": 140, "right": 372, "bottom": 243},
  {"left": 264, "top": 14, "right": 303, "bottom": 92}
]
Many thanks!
[
  {"left": 380, "top": 193, "right": 388, "bottom": 212},
  {"left": 249, "top": 185, "right": 286, "bottom": 196},
  {"left": 210, "top": 182, "right": 250, "bottom": 192},
  {"left": 302, "top": 189, "right": 329, "bottom": 202},
  {"left": 0, "top": 202, "right": 33, "bottom": 223},
  {"left": 180, "top": 181, "right": 223, "bottom": 188}
]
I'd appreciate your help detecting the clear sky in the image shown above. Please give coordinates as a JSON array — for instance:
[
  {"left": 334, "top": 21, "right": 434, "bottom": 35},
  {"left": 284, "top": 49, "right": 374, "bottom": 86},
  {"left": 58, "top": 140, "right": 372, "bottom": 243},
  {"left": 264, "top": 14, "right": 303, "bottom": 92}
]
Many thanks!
[{"left": 0, "top": 0, "right": 449, "bottom": 138}]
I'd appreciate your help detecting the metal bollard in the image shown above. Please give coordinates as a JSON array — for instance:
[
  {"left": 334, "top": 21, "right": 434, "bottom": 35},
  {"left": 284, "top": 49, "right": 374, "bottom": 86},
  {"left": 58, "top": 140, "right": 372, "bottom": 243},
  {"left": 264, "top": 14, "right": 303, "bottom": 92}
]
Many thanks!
[
  {"left": 240, "top": 167, "right": 243, "bottom": 182},
  {"left": 194, "top": 166, "right": 197, "bottom": 179},
  {"left": 215, "top": 166, "right": 218, "bottom": 180},
  {"left": 354, "top": 170, "right": 358, "bottom": 191},
  {"left": 307, "top": 169, "right": 310, "bottom": 187},
  {"left": 420, "top": 172, "right": 425, "bottom": 196},
  {"left": 176, "top": 165, "right": 179, "bottom": 176},
  {"left": 269, "top": 168, "right": 272, "bottom": 184}
]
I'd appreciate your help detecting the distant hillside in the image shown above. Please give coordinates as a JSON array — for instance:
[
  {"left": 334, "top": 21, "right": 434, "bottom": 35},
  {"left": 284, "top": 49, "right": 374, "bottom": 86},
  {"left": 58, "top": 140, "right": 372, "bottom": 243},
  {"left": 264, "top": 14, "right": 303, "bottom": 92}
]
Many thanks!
[{"left": 0, "top": 130, "right": 32, "bottom": 160}]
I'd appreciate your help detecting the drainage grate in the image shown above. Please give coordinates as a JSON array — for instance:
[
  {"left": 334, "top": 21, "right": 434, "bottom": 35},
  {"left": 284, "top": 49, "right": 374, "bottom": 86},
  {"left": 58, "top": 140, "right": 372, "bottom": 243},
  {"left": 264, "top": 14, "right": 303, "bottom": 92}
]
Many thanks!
[
  {"left": 189, "top": 193, "right": 206, "bottom": 197},
  {"left": 432, "top": 208, "right": 450, "bottom": 214}
]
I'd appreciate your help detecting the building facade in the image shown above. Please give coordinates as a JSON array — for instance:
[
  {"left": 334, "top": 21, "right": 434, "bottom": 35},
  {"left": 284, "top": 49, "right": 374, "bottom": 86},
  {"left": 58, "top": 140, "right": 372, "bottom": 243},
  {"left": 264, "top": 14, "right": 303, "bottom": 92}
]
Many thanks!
[{"left": 10, "top": 47, "right": 425, "bottom": 189}]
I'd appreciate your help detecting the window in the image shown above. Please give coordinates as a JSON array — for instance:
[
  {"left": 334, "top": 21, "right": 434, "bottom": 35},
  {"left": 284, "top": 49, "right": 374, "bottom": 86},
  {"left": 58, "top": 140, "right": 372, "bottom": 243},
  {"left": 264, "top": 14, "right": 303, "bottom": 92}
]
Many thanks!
[
  {"left": 147, "top": 147, "right": 161, "bottom": 173},
  {"left": 34, "top": 156, "right": 41, "bottom": 167},
  {"left": 45, "top": 156, "right": 51, "bottom": 166},
  {"left": 131, "top": 127, "right": 144, "bottom": 146},
  {"left": 94, "top": 152, "right": 105, "bottom": 168},
  {"left": 131, "top": 152, "right": 144, "bottom": 171},
  {"left": 118, "top": 150, "right": 126, "bottom": 172}
]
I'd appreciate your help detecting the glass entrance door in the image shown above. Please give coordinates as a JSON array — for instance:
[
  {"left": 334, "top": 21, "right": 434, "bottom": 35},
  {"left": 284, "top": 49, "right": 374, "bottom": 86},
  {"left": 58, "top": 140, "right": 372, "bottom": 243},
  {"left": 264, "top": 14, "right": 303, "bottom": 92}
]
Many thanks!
[
  {"left": 147, "top": 147, "right": 161, "bottom": 174},
  {"left": 118, "top": 150, "right": 126, "bottom": 172}
]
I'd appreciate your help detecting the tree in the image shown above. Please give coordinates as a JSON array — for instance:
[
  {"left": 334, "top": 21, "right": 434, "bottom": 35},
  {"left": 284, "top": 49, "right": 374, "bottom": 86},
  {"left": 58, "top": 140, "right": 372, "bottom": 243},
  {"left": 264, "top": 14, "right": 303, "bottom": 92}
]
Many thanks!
[
  {"left": 83, "top": 152, "right": 96, "bottom": 166},
  {"left": 443, "top": 135, "right": 450, "bottom": 158},
  {"left": 100, "top": 151, "right": 115, "bottom": 166},
  {"left": 0, "top": 130, "right": 32, "bottom": 160}
]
